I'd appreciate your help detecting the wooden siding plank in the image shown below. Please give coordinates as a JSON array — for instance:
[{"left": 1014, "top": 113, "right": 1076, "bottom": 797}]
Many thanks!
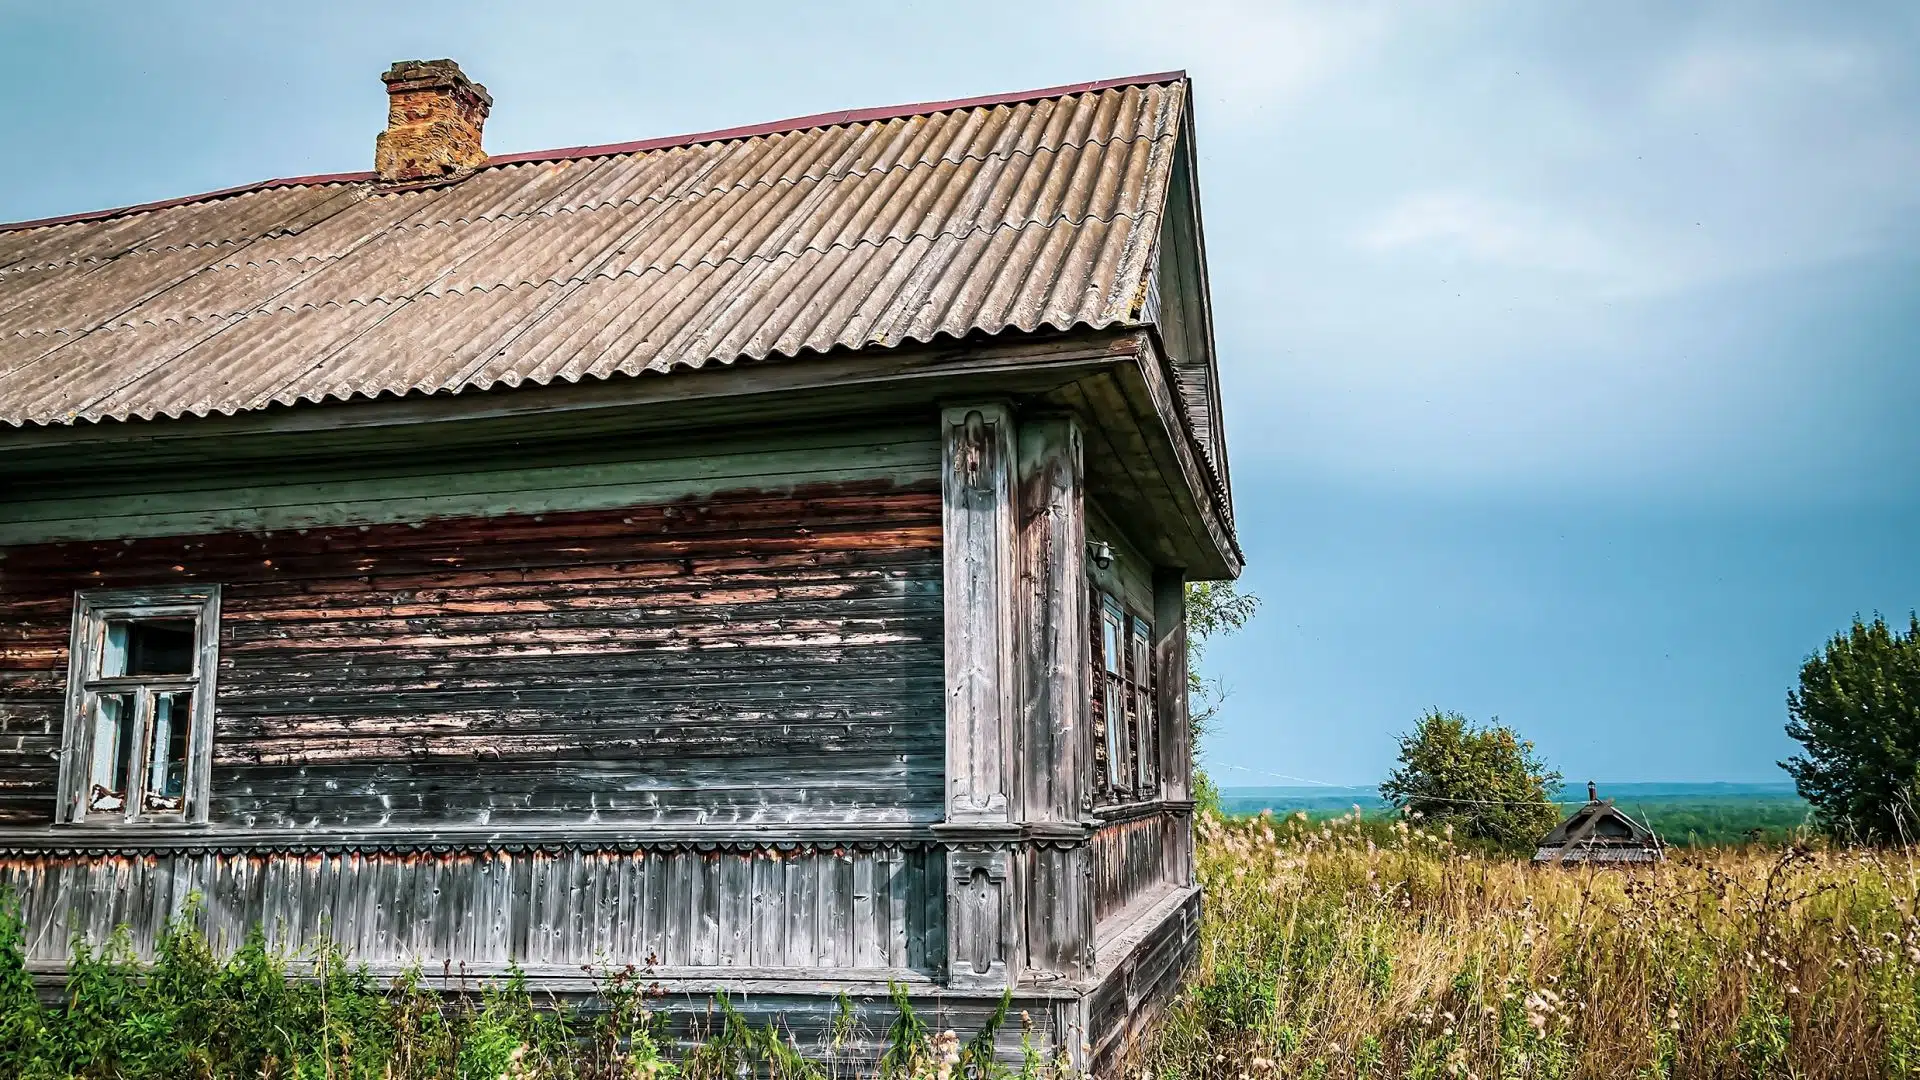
[
  {"left": 0, "top": 484, "right": 945, "bottom": 830},
  {"left": 0, "top": 428, "right": 941, "bottom": 546}
]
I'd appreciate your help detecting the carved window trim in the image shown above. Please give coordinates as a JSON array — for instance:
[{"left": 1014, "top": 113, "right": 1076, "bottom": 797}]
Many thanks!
[{"left": 57, "top": 586, "right": 221, "bottom": 826}]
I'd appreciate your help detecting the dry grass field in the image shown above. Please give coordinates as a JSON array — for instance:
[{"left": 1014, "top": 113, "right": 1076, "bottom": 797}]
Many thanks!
[{"left": 1146, "top": 811, "right": 1920, "bottom": 1080}]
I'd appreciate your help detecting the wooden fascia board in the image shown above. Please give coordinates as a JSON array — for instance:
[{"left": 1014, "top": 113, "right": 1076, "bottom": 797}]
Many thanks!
[
  {"left": 0, "top": 333, "right": 1141, "bottom": 483},
  {"left": 0, "top": 330, "right": 1140, "bottom": 460},
  {"left": 1116, "top": 332, "right": 1242, "bottom": 578},
  {"left": 1170, "top": 105, "right": 1233, "bottom": 517}
]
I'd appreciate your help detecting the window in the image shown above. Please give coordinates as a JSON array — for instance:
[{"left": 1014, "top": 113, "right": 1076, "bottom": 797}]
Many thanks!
[
  {"left": 1131, "top": 617, "right": 1157, "bottom": 793},
  {"left": 1101, "top": 602, "right": 1128, "bottom": 792},
  {"left": 1092, "top": 590, "right": 1157, "bottom": 803},
  {"left": 59, "top": 587, "right": 220, "bottom": 824}
]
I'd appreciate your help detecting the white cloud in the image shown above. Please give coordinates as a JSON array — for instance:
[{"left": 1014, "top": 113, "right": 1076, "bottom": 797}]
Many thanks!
[
  {"left": 1081, "top": 0, "right": 1397, "bottom": 116},
  {"left": 1652, "top": 39, "right": 1876, "bottom": 114},
  {"left": 1357, "top": 192, "right": 1630, "bottom": 281}
]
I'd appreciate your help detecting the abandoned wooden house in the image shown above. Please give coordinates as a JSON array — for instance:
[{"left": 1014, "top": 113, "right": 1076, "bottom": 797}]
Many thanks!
[
  {"left": 0, "top": 60, "right": 1239, "bottom": 1068},
  {"left": 1533, "top": 786, "right": 1663, "bottom": 865}
]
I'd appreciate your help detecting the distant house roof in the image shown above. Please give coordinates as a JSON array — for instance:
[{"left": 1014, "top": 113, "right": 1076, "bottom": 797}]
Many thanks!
[
  {"left": 0, "top": 73, "right": 1194, "bottom": 430},
  {"left": 1534, "top": 800, "right": 1663, "bottom": 865}
]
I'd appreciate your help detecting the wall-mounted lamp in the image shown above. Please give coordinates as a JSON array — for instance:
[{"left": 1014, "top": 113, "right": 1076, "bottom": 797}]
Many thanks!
[{"left": 1088, "top": 540, "right": 1115, "bottom": 570}]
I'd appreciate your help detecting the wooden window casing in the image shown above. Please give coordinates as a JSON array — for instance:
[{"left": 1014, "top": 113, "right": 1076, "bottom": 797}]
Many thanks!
[{"left": 58, "top": 586, "right": 221, "bottom": 825}]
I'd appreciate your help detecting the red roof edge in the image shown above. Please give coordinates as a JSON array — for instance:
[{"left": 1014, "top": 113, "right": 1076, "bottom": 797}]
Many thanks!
[
  {"left": 0, "top": 70, "right": 1187, "bottom": 235},
  {"left": 482, "top": 70, "right": 1188, "bottom": 167},
  {"left": 0, "top": 170, "right": 377, "bottom": 234}
]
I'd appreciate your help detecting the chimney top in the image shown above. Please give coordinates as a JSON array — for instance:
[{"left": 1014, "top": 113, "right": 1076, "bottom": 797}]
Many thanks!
[{"left": 374, "top": 59, "right": 491, "bottom": 187}]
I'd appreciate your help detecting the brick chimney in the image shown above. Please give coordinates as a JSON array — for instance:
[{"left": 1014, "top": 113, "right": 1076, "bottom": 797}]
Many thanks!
[{"left": 374, "top": 59, "right": 491, "bottom": 186}]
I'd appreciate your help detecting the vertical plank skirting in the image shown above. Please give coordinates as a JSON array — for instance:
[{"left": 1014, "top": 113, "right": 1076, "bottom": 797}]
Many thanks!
[
  {"left": 0, "top": 845, "right": 943, "bottom": 976},
  {"left": 1090, "top": 813, "right": 1179, "bottom": 927},
  {"left": 941, "top": 404, "right": 1018, "bottom": 826}
]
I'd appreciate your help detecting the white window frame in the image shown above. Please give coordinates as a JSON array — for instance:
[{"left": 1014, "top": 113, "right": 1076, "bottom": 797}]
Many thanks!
[{"left": 57, "top": 585, "right": 221, "bottom": 825}]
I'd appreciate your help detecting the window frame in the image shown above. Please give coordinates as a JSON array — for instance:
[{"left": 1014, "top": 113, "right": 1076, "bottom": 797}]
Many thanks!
[
  {"left": 1099, "top": 598, "right": 1130, "bottom": 795},
  {"left": 1129, "top": 615, "right": 1157, "bottom": 794},
  {"left": 1091, "top": 584, "right": 1160, "bottom": 807},
  {"left": 58, "top": 585, "right": 221, "bottom": 826}
]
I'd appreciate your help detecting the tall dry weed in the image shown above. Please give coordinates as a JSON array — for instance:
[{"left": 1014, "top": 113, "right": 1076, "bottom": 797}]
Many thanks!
[{"left": 1148, "top": 811, "right": 1920, "bottom": 1079}]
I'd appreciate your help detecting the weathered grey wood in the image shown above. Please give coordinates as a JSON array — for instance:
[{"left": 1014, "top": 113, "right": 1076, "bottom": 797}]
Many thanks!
[
  {"left": 0, "top": 338, "right": 1220, "bottom": 1069},
  {"left": 0, "top": 423, "right": 945, "bottom": 546},
  {"left": 1024, "top": 843, "right": 1093, "bottom": 979},
  {"left": 0, "top": 845, "right": 945, "bottom": 974},
  {"left": 1090, "top": 812, "right": 1180, "bottom": 930},
  {"left": 940, "top": 403, "right": 1017, "bottom": 826},
  {"left": 938, "top": 404, "right": 1024, "bottom": 991},
  {"left": 1083, "top": 886, "right": 1202, "bottom": 1076},
  {"left": 1154, "top": 570, "right": 1195, "bottom": 886},
  {"left": 1012, "top": 415, "right": 1095, "bottom": 983},
  {"left": 1015, "top": 415, "right": 1088, "bottom": 825},
  {"left": 945, "top": 844, "right": 1013, "bottom": 989}
]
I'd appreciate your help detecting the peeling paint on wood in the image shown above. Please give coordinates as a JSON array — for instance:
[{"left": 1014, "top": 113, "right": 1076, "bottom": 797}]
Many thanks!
[{"left": 0, "top": 481, "right": 944, "bottom": 829}]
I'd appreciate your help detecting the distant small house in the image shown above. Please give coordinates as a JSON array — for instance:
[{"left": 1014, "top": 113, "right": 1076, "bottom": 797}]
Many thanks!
[
  {"left": 1534, "top": 787, "right": 1663, "bottom": 865},
  {"left": 0, "top": 59, "right": 1238, "bottom": 1073}
]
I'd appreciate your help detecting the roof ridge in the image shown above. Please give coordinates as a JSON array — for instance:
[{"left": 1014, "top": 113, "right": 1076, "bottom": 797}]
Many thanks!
[
  {"left": 0, "top": 71, "right": 1186, "bottom": 236},
  {"left": 1, "top": 126, "right": 1176, "bottom": 277}
]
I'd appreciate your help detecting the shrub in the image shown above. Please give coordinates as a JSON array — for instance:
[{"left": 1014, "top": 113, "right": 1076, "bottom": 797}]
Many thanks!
[
  {"left": 1783, "top": 613, "right": 1920, "bottom": 842},
  {"left": 1380, "top": 710, "right": 1562, "bottom": 851}
]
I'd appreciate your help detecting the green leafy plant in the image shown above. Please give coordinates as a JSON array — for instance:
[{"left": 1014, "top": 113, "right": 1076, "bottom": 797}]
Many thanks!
[
  {"left": 1380, "top": 709, "right": 1563, "bottom": 851},
  {"left": 1185, "top": 579, "right": 1261, "bottom": 810},
  {"left": 1783, "top": 613, "right": 1920, "bottom": 842}
]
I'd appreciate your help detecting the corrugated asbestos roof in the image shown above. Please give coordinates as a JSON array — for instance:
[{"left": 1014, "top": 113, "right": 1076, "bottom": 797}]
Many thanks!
[{"left": 0, "top": 74, "right": 1189, "bottom": 427}]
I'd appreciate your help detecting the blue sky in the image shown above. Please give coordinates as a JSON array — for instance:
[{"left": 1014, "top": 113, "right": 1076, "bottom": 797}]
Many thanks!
[{"left": 4, "top": 2, "right": 1917, "bottom": 785}]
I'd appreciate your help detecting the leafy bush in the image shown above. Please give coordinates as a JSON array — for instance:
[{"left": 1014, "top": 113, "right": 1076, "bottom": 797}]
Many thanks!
[
  {"left": 1380, "top": 710, "right": 1562, "bottom": 851},
  {"left": 0, "top": 894, "right": 1053, "bottom": 1080},
  {"left": 1784, "top": 613, "right": 1920, "bottom": 842}
]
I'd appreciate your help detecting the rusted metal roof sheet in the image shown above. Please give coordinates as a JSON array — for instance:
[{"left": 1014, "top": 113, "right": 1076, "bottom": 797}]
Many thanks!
[{"left": 0, "top": 75, "right": 1188, "bottom": 427}]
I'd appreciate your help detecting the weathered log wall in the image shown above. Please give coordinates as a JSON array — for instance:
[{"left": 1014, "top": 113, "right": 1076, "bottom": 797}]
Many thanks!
[
  {"left": 1085, "top": 887, "right": 1202, "bottom": 1076},
  {"left": 0, "top": 480, "right": 943, "bottom": 830}
]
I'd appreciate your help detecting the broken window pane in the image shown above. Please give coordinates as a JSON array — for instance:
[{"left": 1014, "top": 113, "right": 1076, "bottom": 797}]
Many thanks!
[
  {"left": 87, "top": 693, "right": 134, "bottom": 812},
  {"left": 142, "top": 691, "right": 192, "bottom": 814},
  {"left": 101, "top": 619, "right": 194, "bottom": 678},
  {"left": 1105, "top": 679, "right": 1127, "bottom": 789}
]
